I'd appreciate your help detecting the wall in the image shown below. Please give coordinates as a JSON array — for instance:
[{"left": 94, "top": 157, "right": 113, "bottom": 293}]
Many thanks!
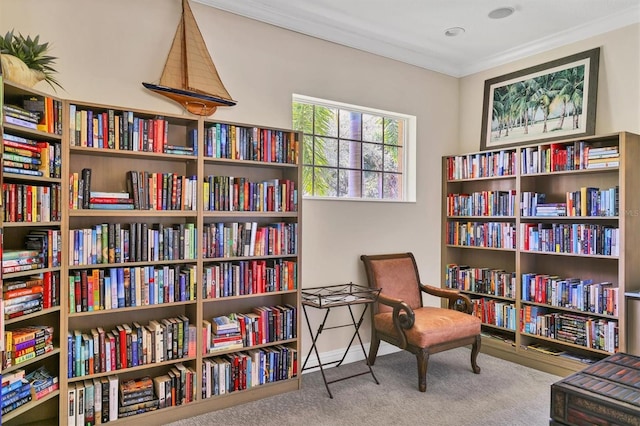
[
  {"left": 5, "top": 1, "right": 637, "bottom": 365},
  {"left": 1, "top": 0, "right": 458, "bottom": 357},
  {"left": 459, "top": 23, "right": 640, "bottom": 153}
]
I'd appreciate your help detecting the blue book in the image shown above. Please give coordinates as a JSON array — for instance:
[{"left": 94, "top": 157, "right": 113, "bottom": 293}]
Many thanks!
[
  {"left": 179, "top": 273, "right": 186, "bottom": 302},
  {"left": 148, "top": 266, "right": 155, "bottom": 305},
  {"left": 158, "top": 268, "right": 164, "bottom": 304},
  {"left": 89, "top": 203, "right": 134, "bottom": 210},
  {"left": 130, "top": 267, "right": 136, "bottom": 306},
  {"left": 87, "top": 110, "right": 94, "bottom": 147},
  {"left": 97, "top": 113, "right": 104, "bottom": 148},
  {"left": 68, "top": 334, "right": 73, "bottom": 377},
  {"left": 116, "top": 267, "right": 125, "bottom": 308}
]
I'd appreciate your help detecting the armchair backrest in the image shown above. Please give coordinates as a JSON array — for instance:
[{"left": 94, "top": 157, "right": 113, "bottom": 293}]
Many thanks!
[{"left": 360, "top": 253, "right": 423, "bottom": 313}]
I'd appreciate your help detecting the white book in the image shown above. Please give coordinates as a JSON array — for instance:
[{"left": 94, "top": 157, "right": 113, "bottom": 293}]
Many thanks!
[
  {"left": 153, "top": 375, "right": 167, "bottom": 409},
  {"left": 203, "top": 359, "right": 212, "bottom": 398},
  {"left": 75, "top": 381, "right": 85, "bottom": 426},
  {"left": 108, "top": 375, "right": 118, "bottom": 421},
  {"left": 67, "top": 383, "right": 77, "bottom": 425},
  {"left": 148, "top": 319, "right": 164, "bottom": 362},
  {"left": 93, "top": 377, "right": 102, "bottom": 425}
]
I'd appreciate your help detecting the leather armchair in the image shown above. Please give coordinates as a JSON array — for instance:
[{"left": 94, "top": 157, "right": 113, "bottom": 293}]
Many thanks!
[{"left": 361, "top": 252, "right": 481, "bottom": 392}]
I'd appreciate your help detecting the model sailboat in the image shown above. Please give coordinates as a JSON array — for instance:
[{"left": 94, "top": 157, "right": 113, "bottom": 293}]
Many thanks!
[{"left": 143, "top": 0, "right": 236, "bottom": 116}]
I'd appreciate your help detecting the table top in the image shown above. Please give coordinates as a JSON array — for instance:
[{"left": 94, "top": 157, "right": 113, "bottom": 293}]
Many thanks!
[
  {"left": 302, "top": 283, "right": 380, "bottom": 309},
  {"left": 553, "top": 352, "right": 640, "bottom": 407}
]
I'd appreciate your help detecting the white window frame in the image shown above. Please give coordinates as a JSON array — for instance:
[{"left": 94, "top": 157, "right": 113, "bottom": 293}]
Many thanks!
[{"left": 293, "top": 94, "right": 416, "bottom": 202}]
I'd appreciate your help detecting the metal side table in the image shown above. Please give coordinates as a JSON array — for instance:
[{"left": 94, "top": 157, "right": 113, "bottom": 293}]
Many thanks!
[{"left": 301, "top": 283, "right": 381, "bottom": 398}]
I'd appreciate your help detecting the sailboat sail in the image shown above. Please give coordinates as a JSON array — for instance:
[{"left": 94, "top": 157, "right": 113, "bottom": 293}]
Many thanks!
[{"left": 143, "top": 0, "right": 236, "bottom": 116}]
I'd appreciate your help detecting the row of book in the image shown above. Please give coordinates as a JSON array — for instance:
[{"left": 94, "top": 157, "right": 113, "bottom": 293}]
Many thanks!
[
  {"left": 521, "top": 142, "right": 619, "bottom": 174},
  {"left": 68, "top": 265, "right": 197, "bottom": 314},
  {"left": 69, "top": 169, "right": 199, "bottom": 211},
  {"left": 2, "top": 366, "right": 58, "bottom": 416},
  {"left": 2, "top": 248, "right": 44, "bottom": 275},
  {"left": 521, "top": 308, "right": 618, "bottom": 353},
  {"left": 127, "top": 170, "right": 198, "bottom": 211},
  {"left": 3, "top": 272, "right": 60, "bottom": 319},
  {"left": 521, "top": 186, "right": 619, "bottom": 217},
  {"left": 24, "top": 228, "right": 62, "bottom": 268},
  {"left": 68, "top": 315, "right": 196, "bottom": 378},
  {"left": 202, "top": 345, "right": 297, "bottom": 398},
  {"left": 522, "top": 273, "right": 618, "bottom": 316},
  {"left": 446, "top": 149, "right": 517, "bottom": 180},
  {"left": 2, "top": 325, "right": 54, "bottom": 370},
  {"left": 519, "top": 223, "right": 619, "bottom": 256},
  {"left": 69, "top": 106, "right": 199, "bottom": 156},
  {"left": 471, "top": 298, "right": 517, "bottom": 330},
  {"left": 202, "top": 221, "right": 298, "bottom": 259},
  {"left": 67, "top": 366, "right": 196, "bottom": 424},
  {"left": 446, "top": 221, "right": 516, "bottom": 249},
  {"left": 2, "top": 133, "right": 62, "bottom": 178},
  {"left": 3, "top": 95, "right": 63, "bottom": 135},
  {"left": 70, "top": 222, "right": 198, "bottom": 266},
  {"left": 204, "top": 123, "right": 299, "bottom": 164},
  {"left": 203, "top": 305, "right": 297, "bottom": 354},
  {"left": 2, "top": 182, "right": 62, "bottom": 223},
  {"left": 203, "top": 175, "right": 297, "bottom": 212},
  {"left": 203, "top": 259, "right": 297, "bottom": 299},
  {"left": 446, "top": 190, "right": 516, "bottom": 217},
  {"left": 444, "top": 264, "right": 516, "bottom": 298}
]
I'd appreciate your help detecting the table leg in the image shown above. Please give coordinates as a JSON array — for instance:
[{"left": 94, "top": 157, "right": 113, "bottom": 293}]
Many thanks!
[{"left": 301, "top": 304, "right": 334, "bottom": 398}]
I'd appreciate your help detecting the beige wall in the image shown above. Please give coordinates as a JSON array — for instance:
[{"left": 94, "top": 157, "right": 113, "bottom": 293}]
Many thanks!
[
  {"left": 459, "top": 23, "right": 640, "bottom": 154},
  {"left": 3, "top": 1, "right": 638, "bottom": 360},
  {"left": 1, "top": 0, "right": 458, "bottom": 356}
]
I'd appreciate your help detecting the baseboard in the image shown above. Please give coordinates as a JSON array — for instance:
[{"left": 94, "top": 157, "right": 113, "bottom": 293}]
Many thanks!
[{"left": 302, "top": 342, "right": 401, "bottom": 374}]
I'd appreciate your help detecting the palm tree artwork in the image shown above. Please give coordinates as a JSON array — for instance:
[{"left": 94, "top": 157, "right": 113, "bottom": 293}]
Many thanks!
[{"left": 489, "top": 65, "right": 587, "bottom": 144}]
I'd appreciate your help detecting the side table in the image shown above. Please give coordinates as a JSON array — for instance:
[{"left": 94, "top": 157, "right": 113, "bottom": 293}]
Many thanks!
[{"left": 301, "top": 283, "right": 381, "bottom": 398}]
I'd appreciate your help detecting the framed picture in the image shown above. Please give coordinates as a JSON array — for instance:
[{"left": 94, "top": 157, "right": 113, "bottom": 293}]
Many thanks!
[{"left": 480, "top": 47, "right": 600, "bottom": 151}]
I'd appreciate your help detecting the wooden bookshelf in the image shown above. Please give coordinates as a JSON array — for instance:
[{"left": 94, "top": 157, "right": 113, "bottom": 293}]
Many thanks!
[
  {"left": 441, "top": 132, "right": 640, "bottom": 377},
  {"left": 1, "top": 80, "right": 63, "bottom": 425},
  {"left": 1, "top": 79, "right": 302, "bottom": 424}
]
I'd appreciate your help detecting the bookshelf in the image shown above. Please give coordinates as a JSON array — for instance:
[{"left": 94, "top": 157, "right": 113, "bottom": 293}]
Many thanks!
[
  {"left": 1, "top": 79, "right": 302, "bottom": 424},
  {"left": 1, "top": 81, "right": 63, "bottom": 425},
  {"left": 441, "top": 132, "right": 640, "bottom": 377}
]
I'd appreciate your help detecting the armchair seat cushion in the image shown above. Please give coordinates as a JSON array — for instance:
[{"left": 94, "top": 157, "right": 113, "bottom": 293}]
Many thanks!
[{"left": 374, "top": 307, "right": 481, "bottom": 348}]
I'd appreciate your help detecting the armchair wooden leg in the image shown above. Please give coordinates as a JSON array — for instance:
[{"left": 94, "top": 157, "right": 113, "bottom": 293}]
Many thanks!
[
  {"left": 471, "top": 334, "right": 481, "bottom": 374},
  {"left": 368, "top": 332, "right": 381, "bottom": 366},
  {"left": 416, "top": 350, "right": 429, "bottom": 392}
]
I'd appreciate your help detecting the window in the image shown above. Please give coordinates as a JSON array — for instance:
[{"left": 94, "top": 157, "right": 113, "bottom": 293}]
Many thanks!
[{"left": 292, "top": 95, "right": 416, "bottom": 201}]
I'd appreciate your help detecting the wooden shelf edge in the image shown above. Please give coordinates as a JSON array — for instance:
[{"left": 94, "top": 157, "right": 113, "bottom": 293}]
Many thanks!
[{"left": 67, "top": 356, "right": 197, "bottom": 383}]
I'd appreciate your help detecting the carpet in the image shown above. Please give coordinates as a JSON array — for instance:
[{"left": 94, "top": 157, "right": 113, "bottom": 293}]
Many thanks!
[{"left": 166, "top": 347, "right": 561, "bottom": 425}]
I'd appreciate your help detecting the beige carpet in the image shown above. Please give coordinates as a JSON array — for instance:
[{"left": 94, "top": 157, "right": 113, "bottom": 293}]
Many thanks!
[{"left": 166, "top": 347, "right": 561, "bottom": 425}]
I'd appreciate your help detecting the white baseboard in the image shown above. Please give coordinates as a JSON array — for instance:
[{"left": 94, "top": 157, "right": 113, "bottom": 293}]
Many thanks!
[{"left": 301, "top": 342, "right": 401, "bottom": 374}]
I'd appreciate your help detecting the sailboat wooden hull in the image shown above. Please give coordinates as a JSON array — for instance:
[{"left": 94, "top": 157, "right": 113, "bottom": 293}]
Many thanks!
[{"left": 143, "top": 82, "right": 236, "bottom": 116}]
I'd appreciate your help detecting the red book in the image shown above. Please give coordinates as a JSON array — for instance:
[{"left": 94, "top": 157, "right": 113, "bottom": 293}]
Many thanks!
[
  {"left": 89, "top": 197, "right": 134, "bottom": 204},
  {"left": 117, "top": 324, "right": 127, "bottom": 369},
  {"left": 4, "top": 285, "right": 44, "bottom": 299},
  {"left": 74, "top": 271, "right": 82, "bottom": 313},
  {"left": 3, "top": 139, "right": 41, "bottom": 152}
]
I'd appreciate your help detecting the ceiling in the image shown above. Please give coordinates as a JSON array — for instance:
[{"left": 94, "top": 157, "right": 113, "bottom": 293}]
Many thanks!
[{"left": 194, "top": 0, "right": 640, "bottom": 77}]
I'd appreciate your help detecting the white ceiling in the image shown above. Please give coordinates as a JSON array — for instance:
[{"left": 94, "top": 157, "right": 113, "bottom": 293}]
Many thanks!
[{"left": 194, "top": 0, "right": 640, "bottom": 77}]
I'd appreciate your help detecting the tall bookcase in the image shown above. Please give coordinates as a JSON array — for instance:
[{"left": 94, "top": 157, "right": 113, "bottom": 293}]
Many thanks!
[
  {"left": 1, "top": 79, "right": 302, "bottom": 425},
  {"left": 442, "top": 132, "right": 640, "bottom": 377},
  {"left": 1, "top": 81, "right": 63, "bottom": 425}
]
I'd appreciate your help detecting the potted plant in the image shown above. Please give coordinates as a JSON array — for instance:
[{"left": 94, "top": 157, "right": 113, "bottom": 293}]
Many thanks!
[{"left": 0, "top": 29, "right": 62, "bottom": 90}]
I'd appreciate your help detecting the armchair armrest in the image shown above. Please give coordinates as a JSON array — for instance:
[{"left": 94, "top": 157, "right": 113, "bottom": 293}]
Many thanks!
[
  {"left": 419, "top": 283, "right": 473, "bottom": 314},
  {"left": 377, "top": 293, "right": 415, "bottom": 349}
]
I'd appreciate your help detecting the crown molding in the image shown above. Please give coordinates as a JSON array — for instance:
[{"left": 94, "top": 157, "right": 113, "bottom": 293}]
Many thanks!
[
  {"left": 460, "top": 4, "right": 640, "bottom": 76},
  {"left": 195, "top": 0, "right": 640, "bottom": 78}
]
